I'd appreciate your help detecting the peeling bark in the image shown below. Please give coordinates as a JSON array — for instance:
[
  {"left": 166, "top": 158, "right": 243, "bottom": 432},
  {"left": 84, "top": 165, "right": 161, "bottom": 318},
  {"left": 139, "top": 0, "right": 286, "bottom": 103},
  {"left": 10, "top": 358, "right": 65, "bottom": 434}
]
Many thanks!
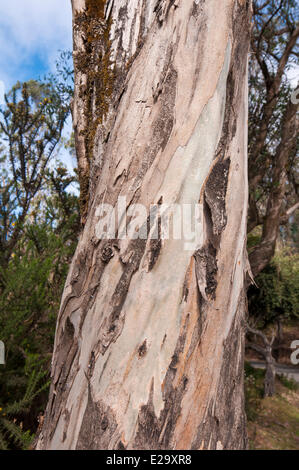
[{"left": 37, "top": 0, "right": 252, "bottom": 450}]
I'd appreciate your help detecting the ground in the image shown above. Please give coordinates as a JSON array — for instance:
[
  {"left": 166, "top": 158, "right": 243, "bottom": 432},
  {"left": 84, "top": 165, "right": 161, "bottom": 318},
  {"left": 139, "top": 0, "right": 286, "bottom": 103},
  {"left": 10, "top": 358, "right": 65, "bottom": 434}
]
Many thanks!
[{"left": 245, "top": 363, "right": 299, "bottom": 450}]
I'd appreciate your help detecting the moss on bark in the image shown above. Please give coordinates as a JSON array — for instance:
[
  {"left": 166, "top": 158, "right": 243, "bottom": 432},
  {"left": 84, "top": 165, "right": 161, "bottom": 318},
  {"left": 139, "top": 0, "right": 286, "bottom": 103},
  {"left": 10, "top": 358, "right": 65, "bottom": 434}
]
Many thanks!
[{"left": 74, "top": 0, "right": 114, "bottom": 221}]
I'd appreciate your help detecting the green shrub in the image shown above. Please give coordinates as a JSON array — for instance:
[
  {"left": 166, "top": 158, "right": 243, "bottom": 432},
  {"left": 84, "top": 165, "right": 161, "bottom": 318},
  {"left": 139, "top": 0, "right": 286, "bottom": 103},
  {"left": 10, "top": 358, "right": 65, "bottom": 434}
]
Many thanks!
[
  {"left": 248, "top": 249, "right": 299, "bottom": 328},
  {"left": 0, "top": 369, "right": 49, "bottom": 450},
  {"left": 0, "top": 221, "right": 77, "bottom": 448}
]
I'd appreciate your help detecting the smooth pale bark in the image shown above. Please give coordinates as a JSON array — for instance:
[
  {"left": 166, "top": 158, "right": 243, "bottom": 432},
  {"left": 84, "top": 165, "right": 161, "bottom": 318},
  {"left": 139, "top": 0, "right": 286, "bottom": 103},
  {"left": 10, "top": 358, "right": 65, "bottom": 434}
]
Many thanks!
[{"left": 37, "top": 0, "right": 251, "bottom": 450}]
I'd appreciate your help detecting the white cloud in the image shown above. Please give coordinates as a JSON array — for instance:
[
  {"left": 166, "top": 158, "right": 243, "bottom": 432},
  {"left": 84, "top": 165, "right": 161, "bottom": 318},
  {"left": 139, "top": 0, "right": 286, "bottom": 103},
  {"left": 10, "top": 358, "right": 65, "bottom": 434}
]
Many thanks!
[
  {"left": 0, "top": 0, "right": 72, "bottom": 87},
  {"left": 0, "top": 0, "right": 71, "bottom": 48}
]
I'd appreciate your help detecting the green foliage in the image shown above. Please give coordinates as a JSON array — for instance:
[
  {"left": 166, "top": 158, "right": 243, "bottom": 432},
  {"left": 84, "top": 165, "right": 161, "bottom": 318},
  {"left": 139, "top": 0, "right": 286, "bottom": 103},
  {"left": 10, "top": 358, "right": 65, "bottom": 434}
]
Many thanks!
[
  {"left": 278, "top": 375, "right": 298, "bottom": 391},
  {"left": 0, "top": 369, "right": 49, "bottom": 450},
  {"left": 0, "top": 91, "right": 65, "bottom": 262},
  {"left": 244, "top": 362, "right": 264, "bottom": 421},
  {"left": 0, "top": 50, "right": 74, "bottom": 265},
  {"left": 0, "top": 215, "right": 78, "bottom": 448},
  {"left": 248, "top": 249, "right": 299, "bottom": 327},
  {"left": 0, "top": 223, "right": 75, "bottom": 352},
  {"left": 248, "top": 0, "right": 299, "bottom": 250},
  {"left": 0, "top": 79, "right": 69, "bottom": 193},
  {"left": 0, "top": 53, "right": 78, "bottom": 449},
  {"left": 247, "top": 226, "right": 262, "bottom": 251}
]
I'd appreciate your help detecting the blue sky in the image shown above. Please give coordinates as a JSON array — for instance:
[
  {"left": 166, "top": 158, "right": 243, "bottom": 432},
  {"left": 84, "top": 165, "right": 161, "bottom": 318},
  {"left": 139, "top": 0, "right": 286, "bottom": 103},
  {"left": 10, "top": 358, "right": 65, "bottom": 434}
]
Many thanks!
[
  {"left": 0, "top": 0, "right": 72, "bottom": 97},
  {"left": 0, "top": 1, "right": 76, "bottom": 178}
]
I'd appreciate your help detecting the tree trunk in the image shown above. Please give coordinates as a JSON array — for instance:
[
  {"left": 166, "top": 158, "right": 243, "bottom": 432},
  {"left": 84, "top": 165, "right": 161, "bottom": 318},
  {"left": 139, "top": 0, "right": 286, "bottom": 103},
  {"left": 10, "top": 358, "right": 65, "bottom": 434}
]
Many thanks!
[
  {"left": 37, "top": 0, "right": 252, "bottom": 450},
  {"left": 246, "top": 325, "right": 276, "bottom": 398},
  {"left": 273, "top": 319, "right": 283, "bottom": 362},
  {"left": 248, "top": 98, "right": 298, "bottom": 278},
  {"left": 264, "top": 350, "right": 276, "bottom": 398}
]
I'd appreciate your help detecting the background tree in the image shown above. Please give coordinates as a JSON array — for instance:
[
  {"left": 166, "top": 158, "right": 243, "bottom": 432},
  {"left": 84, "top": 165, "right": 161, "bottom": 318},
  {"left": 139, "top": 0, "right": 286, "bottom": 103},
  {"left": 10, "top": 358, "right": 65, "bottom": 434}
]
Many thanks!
[
  {"left": 246, "top": 1, "right": 298, "bottom": 390},
  {"left": 0, "top": 162, "right": 79, "bottom": 450},
  {"left": 248, "top": 0, "right": 299, "bottom": 278},
  {"left": 0, "top": 55, "right": 79, "bottom": 449},
  {"left": 246, "top": 324, "right": 277, "bottom": 397},
  {"left": 248, "top": 248, "right": 298, "bottom": 329},
  {"left": 0, "top": 80, "right": 70, "bottom": 266}
]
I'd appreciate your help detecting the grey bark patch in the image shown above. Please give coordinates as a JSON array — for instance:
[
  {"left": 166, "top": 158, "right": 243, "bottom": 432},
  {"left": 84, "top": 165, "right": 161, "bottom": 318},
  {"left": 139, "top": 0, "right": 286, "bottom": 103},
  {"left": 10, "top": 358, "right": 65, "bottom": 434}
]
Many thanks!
[
  {"left": 87, "top": 350, "right": 96, "bottom": 379},
  {"left": 147, "top": 212, "right": 162, "bottom": 271},
  {"left": 77, "top": 386, "right": 120, "bottom": 450},
  {"left": 62, "top": 409, "right": 71, "bottom": 443},
  {"left": 132, "top": 62, "right": 177, "bottom": 193},
  {"left": 133, "top": 371, "right": 189, "bottom": 450},
  {"left": 181, "top": 262, "right": 194, "bottom": 304},
  {"left": 191, "top": 293, "right": 247, "bottom": 450},
  {"left": 134, "top": 380, "right": 160, "bottom": 449},
  {"left": 147, "top": 238, "right": 162, "bottom": 271},
  {"left": 194, "top": 243, "right": 218, "bottom": 301},
  {"left": 191, "top": 2, "right": 199, "bottom": 18},
  {"left": 151, "top": 65, "right": 177, "bottom": 151},
  {"left": 144, "top": 199, "right": 163, "bottom": 271},
  {"left": 204, "top": 158, "right": 230, "bottom": 237},
  {"left": 58, "top": 242, "right": 107, "bottom": 330},
  {"left": 53, "top": 317, "right": 76, "bottom": 386},
  {"left": 96, "top": 237, "right": 148, "bottom": 355},
  {"left": 214, "top": 71, "right": 236, "bottom": 161},
  {"left": 70, "top": 250, "right": 89, "bottom": 297},
  {"left": 133, "top": 315, "right": 190, "bottom": 449},
  {"left": 41, "top": 317, "right": 80, "bottom": 445},
  {"left": 137, "top": 0, "right": 147, "bottom": 45}
]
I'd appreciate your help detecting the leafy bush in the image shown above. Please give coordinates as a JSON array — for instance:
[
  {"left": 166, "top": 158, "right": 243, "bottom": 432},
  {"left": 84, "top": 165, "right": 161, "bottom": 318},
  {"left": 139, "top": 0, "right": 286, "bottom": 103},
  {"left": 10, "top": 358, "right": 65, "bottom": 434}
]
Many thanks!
[
  {"left": 0, "top": 62, "right": 77, "bottom": 448},
  {"left": 0, "top": 369, "right": 49, "bottom": 450},
  {"left": 0, "top": 218, "right": 78, "bottom": 448},
  {"left": 248, "top": 249, "right": 299, "bottom": 328}
]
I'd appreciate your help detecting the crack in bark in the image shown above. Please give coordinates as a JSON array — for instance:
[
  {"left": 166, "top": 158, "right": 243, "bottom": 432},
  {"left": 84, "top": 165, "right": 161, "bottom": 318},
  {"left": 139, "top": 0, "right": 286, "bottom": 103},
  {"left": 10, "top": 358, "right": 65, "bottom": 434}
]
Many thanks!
[
  {"left": 204, "top": 158, "right": 231, "bottom": 237},
  {"left": 194, "top": 243, "right": 218, "bottom": 301}
]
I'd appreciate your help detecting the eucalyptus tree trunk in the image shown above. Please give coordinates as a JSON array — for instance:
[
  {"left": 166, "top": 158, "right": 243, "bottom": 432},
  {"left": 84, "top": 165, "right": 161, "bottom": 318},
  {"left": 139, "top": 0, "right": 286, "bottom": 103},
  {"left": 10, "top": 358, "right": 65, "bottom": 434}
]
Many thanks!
[{"left": 37, "top": 0, "right": 252, "bottom": 450}]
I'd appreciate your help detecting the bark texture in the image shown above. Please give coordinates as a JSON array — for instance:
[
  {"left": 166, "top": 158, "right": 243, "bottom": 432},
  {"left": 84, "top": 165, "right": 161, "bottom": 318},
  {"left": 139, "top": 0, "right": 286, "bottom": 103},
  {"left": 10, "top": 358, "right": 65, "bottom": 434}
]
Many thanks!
[{"left": 37, "top": 0, "right": 252, "bottom": 450}]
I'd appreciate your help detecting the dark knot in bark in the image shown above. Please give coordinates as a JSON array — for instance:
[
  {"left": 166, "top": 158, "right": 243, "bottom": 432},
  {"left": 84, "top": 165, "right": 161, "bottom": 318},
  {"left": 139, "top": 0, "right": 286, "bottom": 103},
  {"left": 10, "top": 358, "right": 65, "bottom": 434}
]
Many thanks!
[{"left": 101, "top": 245, "right": 114, "bottom": 263}]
